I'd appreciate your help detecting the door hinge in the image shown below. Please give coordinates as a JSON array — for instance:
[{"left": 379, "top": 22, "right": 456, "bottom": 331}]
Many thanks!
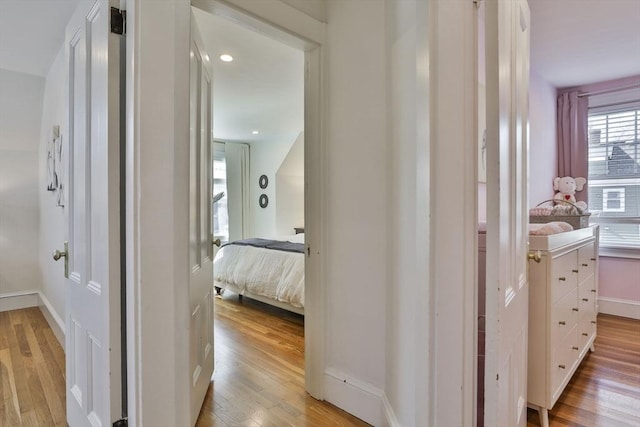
[
  {"left": 111, "top": 7, "right": 126, "bottom": 35},
  {"left": 113, "top": 419, "right": 128, "bottom": 427},
  {"left": 306, "top": 245, "right": 310, "bottom": 257}
]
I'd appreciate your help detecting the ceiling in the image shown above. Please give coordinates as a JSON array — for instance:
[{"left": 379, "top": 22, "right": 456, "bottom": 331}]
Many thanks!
[
  {"left": 192, "top": 8, "right": 304, "bottom": 145},
  {"left": 2, "top": 1, "right": 638, "bottom": 104},
  {"left": 529, "top": 0, "right": 640, "bottom": 88},
  {"left": 0, "top": 0, "right": 81, "bottom": 77}
]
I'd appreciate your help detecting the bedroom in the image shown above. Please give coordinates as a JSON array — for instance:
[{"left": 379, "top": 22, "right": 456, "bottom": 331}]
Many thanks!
[
  {"left": 1, "top": 1, "right": 638, "bottom": 426},
  {"left": 193, "top": 9, "right": 307, "bottom": 314}
]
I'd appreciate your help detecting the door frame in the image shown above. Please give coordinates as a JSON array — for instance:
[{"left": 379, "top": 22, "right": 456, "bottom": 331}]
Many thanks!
[{"left": 124, "top": 0, "right": 327, "bottom": 425}]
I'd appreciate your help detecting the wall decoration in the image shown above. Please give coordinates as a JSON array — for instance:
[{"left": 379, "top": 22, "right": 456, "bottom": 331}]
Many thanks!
[
  {"left": 259, "top": 174, "right": 269, "bottom": 189},
  {"left": 259, "top": 194, "right": 269, "bottom": 208},
  {"left": 46, "top": 125, "right": 64, "bottom": 207}
]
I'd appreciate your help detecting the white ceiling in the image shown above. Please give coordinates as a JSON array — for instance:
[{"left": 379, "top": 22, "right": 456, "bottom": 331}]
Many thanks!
[
  {"left": 192, "top": 8, "right": 304, "bottom": 145},
  {"left": 0, "top": 0, "right": 81, "bottom": 77},
  {"left": 3, "top": 1, "right": 637, "bottom": 112},
  {"left": 529, "top": 0, "right": 640, "bottom": 88}
]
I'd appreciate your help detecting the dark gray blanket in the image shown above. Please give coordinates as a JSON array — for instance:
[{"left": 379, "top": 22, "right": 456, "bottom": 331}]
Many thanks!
[{"left": 222, "top": 238, "right": 304, "bottom": 254}]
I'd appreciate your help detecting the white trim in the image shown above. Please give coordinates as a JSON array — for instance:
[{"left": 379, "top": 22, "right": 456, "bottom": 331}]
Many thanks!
[
  {"left": 599, "top": 248, "right": 640, "bottom": 259},
  {"left": 598, "top": 297, "right": 640, "bottom": 320},
  {"left": 0, "top": 291, "right": 66, "bottom": 349},
  {"left": 323, "top": 369, "right": 383, "bottom": 427},
  {"left": 382, "top": 393, "right": 401, "bottom": 427},
  {"left": 38, "top": 292, "right": 66, "bottom": 348},
  {"left": 0, "top": 291, "right": 40, "bottom": 312}
]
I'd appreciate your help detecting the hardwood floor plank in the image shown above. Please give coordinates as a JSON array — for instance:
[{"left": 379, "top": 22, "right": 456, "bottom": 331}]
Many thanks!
[
  {"left": 0, "top": 348, "right": 22, "bottom": 425},
  {"left": 194, "top": 293, "right": 370, "bottom": 426},
  {"left": 0, "top": 308, "right": 65, "bottom": 427}
]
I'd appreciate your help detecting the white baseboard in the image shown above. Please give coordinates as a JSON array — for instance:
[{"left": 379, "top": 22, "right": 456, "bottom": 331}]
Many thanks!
[
  {"left": 0, "top": 291, "right": 65, "bottom": 347},
  {"left": 0, "top": 291, "right": 39, "bottom": 312},
  {"left": 323, "top": 368, "right": 384, "bottom": 426},
  {"left": 598, "top": 297, "right": 640, "bottom": 320},
  {"left": 38, "top": 292, "right": 66, "bottom": 348},
  {"left": 382, "top": 393, "right": 401, "bottom": 427}
]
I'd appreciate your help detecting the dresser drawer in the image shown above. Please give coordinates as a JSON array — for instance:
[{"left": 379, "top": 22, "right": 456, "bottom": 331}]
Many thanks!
[
  {"left": 577, "top": 243, "right": 596, "bottom": 283},
  {"left": 550, "top": 251, "right": 579, "bottom": 303},
  {"left": 550, "top": 287, "right": 579, "bottom": 349},
  {"left": 578, "top": 312, "right": 597, "bottom": 354},
  {"left": 578, "top": 285, "right": 596, "bottom": 315},
  {"left": 550, "top": 325, "right": 578, "bottom": 403}
]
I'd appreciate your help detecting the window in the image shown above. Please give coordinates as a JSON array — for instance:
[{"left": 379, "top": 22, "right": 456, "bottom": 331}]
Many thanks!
[
  {"left": 602, "top": 188, "right": 625, "bottom": 212},
  {"left": 213, "top": 143, "right": 229, "bottom": 242},
  {"left": 587, "top": 102, "right": 640, "bottom": 252}
]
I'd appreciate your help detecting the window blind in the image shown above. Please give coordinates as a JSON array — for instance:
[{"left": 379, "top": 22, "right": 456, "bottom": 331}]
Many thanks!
[{"left": 587, "top": 104, "right": 640, "bottom": 251}]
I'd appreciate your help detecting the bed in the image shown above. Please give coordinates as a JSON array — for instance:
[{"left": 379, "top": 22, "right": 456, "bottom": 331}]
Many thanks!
[{"left": 213, "top": 233, "right": 305, "bottom": 315}]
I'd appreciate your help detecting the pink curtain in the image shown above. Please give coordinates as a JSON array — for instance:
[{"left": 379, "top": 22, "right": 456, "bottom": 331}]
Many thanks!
[{"left": 557, "top": 91, "right": 589, "bottom": 203}]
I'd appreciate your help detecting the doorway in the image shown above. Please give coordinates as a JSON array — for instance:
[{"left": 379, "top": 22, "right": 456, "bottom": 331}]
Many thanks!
[{"left": 194, "top": 1, "right": 307, "bottom": 386}]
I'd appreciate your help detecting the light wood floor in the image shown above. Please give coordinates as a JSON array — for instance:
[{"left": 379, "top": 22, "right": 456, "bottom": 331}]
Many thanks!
[
  {"left": 1, "top": 306, "right": 637, "bottom": 426},
  {"left": 0, "top": 307, "right": 66, "bottom": 426},
  {"left": 196, "top": 293, "right": 370, "bottom": 426},
  {"left": 526, "top": 314, "right": 640, "bottom": 426}
]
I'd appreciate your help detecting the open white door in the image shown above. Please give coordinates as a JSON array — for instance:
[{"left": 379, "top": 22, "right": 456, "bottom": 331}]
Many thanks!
[
  {"left": 61, "top": 0, "right": 123, "bottom": 425},
  {"left": 484, "top": 0, "right": 530, "bottom": 426},
  {"left": 188, "top": 11, "right": 215, "bottom": 425}
]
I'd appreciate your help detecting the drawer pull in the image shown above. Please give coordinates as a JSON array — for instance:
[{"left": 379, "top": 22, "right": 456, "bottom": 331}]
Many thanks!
[
  {"left": 590, "top": 258, "right": 596, "bottom": 261},
  {"left": 582, "top": 333, "right": 589, "bottom": 336},
  {"left": 572, "top": 269, "right": 579, "bottom": 273},
  {"left": 591, "top": 321, "right": 597, "bottom": 324},
  {"left": 582, "top": 298, "right": 589, "bottom": 302},
  {"left": 582, "top": 263, "right": 589, "bottom": 267},
  {"left": 572, "top": 346, "right": 579, "bottom": 350},
  {"left": 572, "top": 308, "right": 579, "bottom": 312},
  {"left": 590, "top": 289, "right": 596, "bottom": 293},
  {"left": 558, "top": 321, "right": 566, "bottom": 325},
  {"left": 558, "top": 364, "right": 566, "bottom": 369},
  {"left": 559, "top": 277, "right": 566, "bottom": 281}
]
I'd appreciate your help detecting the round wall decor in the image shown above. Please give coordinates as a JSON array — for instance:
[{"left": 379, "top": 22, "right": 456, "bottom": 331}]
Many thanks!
[
  {"left": 259, "top": 174, "right": 269, "bottom": 189},
  {"left": 259, "top": 194, "right": 269, "bottom": 208}
]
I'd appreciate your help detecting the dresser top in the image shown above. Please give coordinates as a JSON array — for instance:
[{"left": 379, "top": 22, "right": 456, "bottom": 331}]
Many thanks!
[{"left": 529, "top": 225, "right": 598, "bottom": 252}]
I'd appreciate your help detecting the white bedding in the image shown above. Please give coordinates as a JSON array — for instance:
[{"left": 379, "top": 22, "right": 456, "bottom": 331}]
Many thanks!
[{"left": 213, "top": 234, "right": 305, "bottom": 308}]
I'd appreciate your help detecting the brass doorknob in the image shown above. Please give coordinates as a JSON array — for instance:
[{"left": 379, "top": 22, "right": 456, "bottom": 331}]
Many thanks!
[
  {"left": 53, "top": 241, "right": 69, "bottom": 278},
  {"left": 527, "top": 251, "right": 542, "bottom": 263},
  {"left": 212, "top": 238, "right": 221, "bottom": 247}
]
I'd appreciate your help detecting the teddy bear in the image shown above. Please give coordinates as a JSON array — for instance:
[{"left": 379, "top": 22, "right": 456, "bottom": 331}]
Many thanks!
[{"left": 553, "top": 176, "right": 587, "bottom": 211}]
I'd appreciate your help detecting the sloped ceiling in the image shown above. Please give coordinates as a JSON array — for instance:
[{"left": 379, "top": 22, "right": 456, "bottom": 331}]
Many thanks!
[
  {"left": 529, "top": 0, "right": 640, "bottom": 88},
  {"left": 0, "top": 0, "right": 81, "bottom": 77}
]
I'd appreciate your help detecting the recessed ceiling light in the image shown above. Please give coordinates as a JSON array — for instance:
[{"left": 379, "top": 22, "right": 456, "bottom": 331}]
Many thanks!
[
  {"left": 220, "top": 54, "right": 233, "bottom": 62},
  {"left": 252, "top": 130, "right": 259, "bottom": 135}
]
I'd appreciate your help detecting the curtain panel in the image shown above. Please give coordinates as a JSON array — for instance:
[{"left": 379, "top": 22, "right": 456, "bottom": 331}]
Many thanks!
[
  {"left": 557, "top": 91, "right": 589, "bottom": 204},
  {"left": 225, "top": 143, "right": 251, "bottom": 240}
]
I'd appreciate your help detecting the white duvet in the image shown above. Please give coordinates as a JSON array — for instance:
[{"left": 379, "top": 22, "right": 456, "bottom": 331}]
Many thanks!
[{"left": 213, "top": 234, "right": 305, "bottom": 308}]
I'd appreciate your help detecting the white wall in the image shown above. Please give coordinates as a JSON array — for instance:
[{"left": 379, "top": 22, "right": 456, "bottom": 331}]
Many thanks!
[
  {"left": 0, "top": 68, "right": 45, "bottom": 295},
  {"left": 37, "top": 47, "right": 67, "bottom": 321},
  {"left": 276, "top": 132, "right": 304, "bottom": 235},
  {"left": 325, "top": 0, "right": 387, "bottom": 421},
  {"left": 385, "top": 0, "right": 418, "bottom": 424},
  {"left": 529, "top": 68, "right": 558, "bottom": 206},
  {"left": 249, "top": 136, "right": 299, "bottom": 237}
]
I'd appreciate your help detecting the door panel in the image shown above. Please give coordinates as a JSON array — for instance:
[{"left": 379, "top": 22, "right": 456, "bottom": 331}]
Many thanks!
[
  {"left": 64, "top": 0, "right": 121, "bottom": 425},
  {"left": 484, "top": 0, "right": 530, "bottom": 426},
  {"left": 189, "top": 11, "right": 215, "bottom": 425}
]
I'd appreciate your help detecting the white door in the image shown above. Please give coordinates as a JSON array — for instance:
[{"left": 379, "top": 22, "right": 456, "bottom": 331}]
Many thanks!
[
  {"left": 188, "top": 11, "right": 215, "bottom": 425},
  {"left": 484, "top": 0, "right": 530, "bottom": 426},
  {"left": 62, "top": 0, "right": 122, "bottom": 425}
]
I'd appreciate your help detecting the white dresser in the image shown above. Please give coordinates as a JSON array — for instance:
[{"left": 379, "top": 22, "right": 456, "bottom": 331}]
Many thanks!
[{"left": 527, "top": 226, "right": 599, "bottom": 427}]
